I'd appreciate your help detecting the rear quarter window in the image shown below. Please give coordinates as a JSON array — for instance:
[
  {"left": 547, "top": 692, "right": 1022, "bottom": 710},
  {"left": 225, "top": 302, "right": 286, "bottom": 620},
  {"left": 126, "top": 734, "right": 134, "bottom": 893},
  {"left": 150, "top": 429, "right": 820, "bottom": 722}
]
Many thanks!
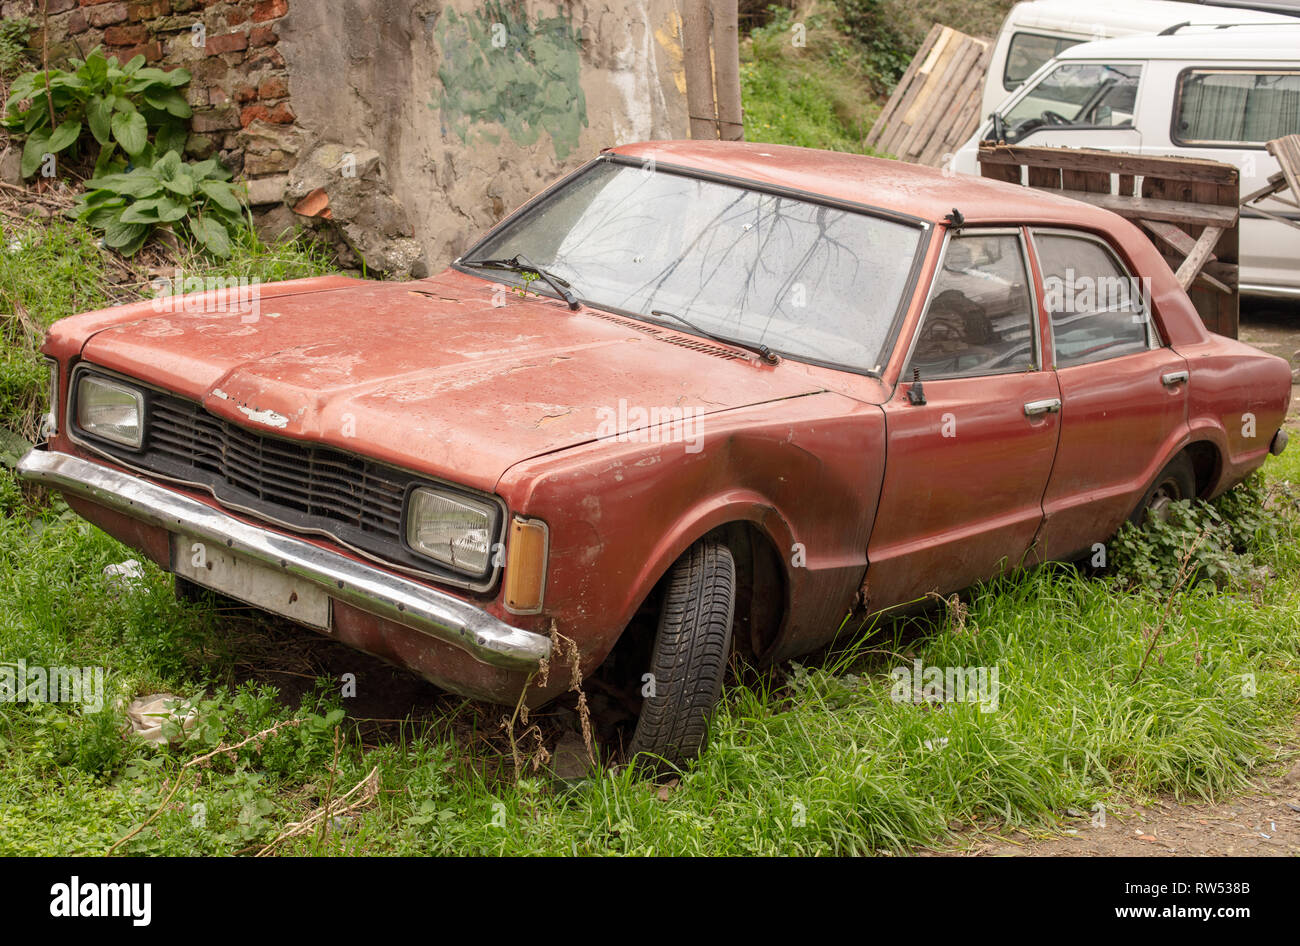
[
  {"left": 1032, "top": 231, "right": 1152, "bottom": 368},
  {"left": 1173, "top": 69, "right": 1300, "bottom": 147}
]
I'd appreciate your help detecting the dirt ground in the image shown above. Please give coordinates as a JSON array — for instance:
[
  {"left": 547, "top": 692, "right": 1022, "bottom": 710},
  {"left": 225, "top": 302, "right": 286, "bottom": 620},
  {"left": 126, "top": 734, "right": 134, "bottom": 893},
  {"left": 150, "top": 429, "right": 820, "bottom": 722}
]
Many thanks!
[{"left": 935, "top": 747, "right": 1300, "bottom": 856}]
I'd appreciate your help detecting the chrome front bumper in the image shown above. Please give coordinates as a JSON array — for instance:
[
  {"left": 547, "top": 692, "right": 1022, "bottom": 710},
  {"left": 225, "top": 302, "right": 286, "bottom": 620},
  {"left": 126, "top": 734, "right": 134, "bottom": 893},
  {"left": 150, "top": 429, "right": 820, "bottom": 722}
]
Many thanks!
[{"left": 18, "top": 449, "right": 552, "bottom": 672}]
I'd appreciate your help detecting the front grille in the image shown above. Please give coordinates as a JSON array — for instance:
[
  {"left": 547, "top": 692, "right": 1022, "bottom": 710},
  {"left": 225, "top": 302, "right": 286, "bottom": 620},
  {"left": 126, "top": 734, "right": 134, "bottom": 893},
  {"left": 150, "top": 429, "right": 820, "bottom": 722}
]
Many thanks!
[
  {"left": 146, "top": 395, "right": 407, "bottom": 541},
  {"left": 71, "top": 375, "right": 501, "bottom": 586}
]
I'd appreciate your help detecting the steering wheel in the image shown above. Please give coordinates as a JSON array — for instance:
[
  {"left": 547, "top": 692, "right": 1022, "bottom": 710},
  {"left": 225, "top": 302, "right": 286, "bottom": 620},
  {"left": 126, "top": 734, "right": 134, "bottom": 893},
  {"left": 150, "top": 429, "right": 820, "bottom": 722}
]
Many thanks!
[{"left": 1041, "top": 110, "right": 1072, "bottom": 126}]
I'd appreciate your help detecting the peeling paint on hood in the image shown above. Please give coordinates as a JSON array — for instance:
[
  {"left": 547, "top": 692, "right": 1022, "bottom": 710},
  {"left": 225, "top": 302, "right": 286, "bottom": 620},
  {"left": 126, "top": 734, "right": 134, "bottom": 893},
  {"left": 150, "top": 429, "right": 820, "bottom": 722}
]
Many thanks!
[{"left": 79, "top": 270, "right": 828, "bottom": 491}]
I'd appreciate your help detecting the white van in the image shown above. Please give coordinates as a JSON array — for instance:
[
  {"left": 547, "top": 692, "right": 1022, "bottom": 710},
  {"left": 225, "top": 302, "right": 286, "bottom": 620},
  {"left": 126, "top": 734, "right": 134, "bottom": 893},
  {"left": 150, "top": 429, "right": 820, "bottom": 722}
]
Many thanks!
[
  {"left": 980, "top": 0, "right": 1298, "bottom": 127},
  {"left": 953, "top": 27, "right": 1300, "bottom": 297}
]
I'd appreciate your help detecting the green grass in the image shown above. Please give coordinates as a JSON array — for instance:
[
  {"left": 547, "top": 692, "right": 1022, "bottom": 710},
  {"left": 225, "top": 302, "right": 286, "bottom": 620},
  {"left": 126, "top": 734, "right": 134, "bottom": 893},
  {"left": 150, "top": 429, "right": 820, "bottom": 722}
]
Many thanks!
[
  {"left": 740, "top": 11, "right": 884, "bottom": 152},
  {"left": 0, "top": 216, "right": 334, "bottom": 440},
  {"left": 1, "top": 443, "right": 1296, "bottom": 854}
]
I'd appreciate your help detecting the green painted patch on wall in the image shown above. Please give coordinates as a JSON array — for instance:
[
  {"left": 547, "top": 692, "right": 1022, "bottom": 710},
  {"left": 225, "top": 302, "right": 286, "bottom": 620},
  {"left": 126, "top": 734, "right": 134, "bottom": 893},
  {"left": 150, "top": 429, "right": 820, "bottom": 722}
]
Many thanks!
[{"left": 432, "top": 2, "right": 587, "bottom": 161}]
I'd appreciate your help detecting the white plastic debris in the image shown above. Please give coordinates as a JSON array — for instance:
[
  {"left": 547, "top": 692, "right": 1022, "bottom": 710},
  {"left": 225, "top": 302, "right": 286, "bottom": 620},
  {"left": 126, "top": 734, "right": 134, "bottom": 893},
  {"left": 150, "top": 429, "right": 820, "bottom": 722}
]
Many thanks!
[
  {"left": 103, "top": 559, "right": 145, "bottom": 590},
  {"left": 126, "top": 693, "right": 198, "bottom": 745}
]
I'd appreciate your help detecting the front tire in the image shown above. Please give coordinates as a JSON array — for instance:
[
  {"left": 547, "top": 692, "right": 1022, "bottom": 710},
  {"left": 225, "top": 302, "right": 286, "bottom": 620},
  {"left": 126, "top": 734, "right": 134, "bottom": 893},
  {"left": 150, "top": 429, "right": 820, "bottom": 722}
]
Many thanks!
[{"left": 628, "top": 539, "right": 736, "bottom": 771}]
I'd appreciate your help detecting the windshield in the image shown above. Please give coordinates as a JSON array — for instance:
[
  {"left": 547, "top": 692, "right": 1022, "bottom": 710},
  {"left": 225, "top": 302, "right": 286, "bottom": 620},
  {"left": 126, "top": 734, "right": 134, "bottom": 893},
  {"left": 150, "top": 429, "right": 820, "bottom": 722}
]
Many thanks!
[
  {"left": 460, "top": 159, "right": 926, "bottom": 374},
  {"left": 1003, "top": 62, "right": 1141, "bottom": 142}
]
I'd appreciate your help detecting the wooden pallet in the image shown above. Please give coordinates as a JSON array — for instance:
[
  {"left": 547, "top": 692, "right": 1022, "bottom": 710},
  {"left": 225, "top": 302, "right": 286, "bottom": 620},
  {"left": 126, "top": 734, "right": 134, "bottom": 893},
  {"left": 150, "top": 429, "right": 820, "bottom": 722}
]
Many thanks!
[
  {"left": 978, "top": 144, "right": 1240, "bottom": 338},
  {"left": 865, "top": 24, "right": 990, "bottom": 168}
]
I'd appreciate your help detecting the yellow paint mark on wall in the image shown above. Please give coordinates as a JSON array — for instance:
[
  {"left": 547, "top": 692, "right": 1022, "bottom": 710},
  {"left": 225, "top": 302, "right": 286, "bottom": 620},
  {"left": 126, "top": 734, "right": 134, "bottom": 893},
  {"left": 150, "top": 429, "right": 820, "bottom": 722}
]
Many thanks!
[{"left": 654, "top": 9, "right": 687, "bottom": 96}]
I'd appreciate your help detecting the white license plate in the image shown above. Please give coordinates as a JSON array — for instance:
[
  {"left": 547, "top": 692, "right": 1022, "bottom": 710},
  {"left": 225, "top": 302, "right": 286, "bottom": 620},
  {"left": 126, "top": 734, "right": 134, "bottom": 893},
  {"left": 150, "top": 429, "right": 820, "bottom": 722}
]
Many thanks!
[{"left": 171, "top": 534, "right": 331, "bottom": 630}]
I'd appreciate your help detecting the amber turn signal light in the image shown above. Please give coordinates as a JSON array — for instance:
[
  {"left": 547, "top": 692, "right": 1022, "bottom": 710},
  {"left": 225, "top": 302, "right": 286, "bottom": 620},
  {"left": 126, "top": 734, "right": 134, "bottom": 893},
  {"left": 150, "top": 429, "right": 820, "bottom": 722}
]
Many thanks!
[{"left": 504, "top": 517, "right": 549, "bottom": 614}]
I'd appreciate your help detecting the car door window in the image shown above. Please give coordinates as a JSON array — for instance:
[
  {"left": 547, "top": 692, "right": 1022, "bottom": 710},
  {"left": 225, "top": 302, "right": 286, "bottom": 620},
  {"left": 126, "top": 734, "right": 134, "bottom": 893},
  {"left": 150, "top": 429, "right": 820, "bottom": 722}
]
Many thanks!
[
  {"left": 908, "top": 233, "right": 1037, "bottom": 380},
  {"left": 1033, "top": 231, "right": 1150, "bottom": 368},
  {"left": 1004, "top": 63, "right": 1141, "bottom": 143},
  {"left": 1174, "top": 70, "right": 1300, "bottom": 146}
]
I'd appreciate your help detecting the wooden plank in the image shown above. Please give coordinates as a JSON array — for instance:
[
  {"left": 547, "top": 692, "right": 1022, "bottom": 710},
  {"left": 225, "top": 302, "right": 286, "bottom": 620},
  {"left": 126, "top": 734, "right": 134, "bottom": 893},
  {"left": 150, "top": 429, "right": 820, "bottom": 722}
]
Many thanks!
[
  {"left": 1265, "top": 134, "right": 1300, "bottom": 205},
  {"left": 866, "top": 24, "right": 989, "bottom": 166},
  {"left": 898, "top": 38, "right": 979, "bottom": 160},
  {"left": 1175, "top": 226, "right": 1223, "bottom": 291},
  {"left": 923, "top": 53, "right": 989, "bottom": 166},
  {"left": 979, "top": 145, "right": 1239, "bottom": 185},
  {"left": 868, "top": 23, "right": 941, "bottom": 149},
  {"left": 866, "top": 24, "right": 941, "bottom": 149},
  {"left": 917, "top": 41, "right": 986, "bottom": 166},
  {"left": 1056, "top": 189, "right": 1239, "bottom": 228},
  {"left": 1193, "top": 269, "right": 1232, "bottom": 295},
  {"left": 1202, "top": 260, "right": 1238, "bottom": 288},
  {"left": 900, "top": 26, "right": 956, "bottom": 126},
  {"left": 1028, "top": 165, "right": 1061, "bottom": 188},
  {"left": 1242, "top": 171, "right": 1286, "bottom": 204},
  {"left": 1140, "top": 218, "right": 1216, "bottom": 262},
  {"left": 981, "top": 162, "right": 1021, "bottom": 184}
]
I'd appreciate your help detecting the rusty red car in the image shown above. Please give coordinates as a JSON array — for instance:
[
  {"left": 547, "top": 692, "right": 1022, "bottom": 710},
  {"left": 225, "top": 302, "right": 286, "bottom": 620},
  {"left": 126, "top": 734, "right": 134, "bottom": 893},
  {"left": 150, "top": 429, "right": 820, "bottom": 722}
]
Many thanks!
[{"left": 19, "top": 141, "right": 1292, "bottom": 767}]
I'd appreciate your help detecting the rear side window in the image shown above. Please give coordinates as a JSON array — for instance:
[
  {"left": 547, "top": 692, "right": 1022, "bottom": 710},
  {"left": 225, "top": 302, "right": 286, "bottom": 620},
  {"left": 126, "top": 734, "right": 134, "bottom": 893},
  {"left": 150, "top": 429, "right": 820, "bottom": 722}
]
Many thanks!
[
  {"left": 907, "top": 232, "right": 1038, "bottom": 380},
  {"left": 1032, "top": 232, "right": 1150, "bottom": 368},
  {"left": 1004, "top": 33, "right": 1085, "bottom": 90},
  {"left": 1174, "top": 70, "right": 1300, "bottom": 146}
]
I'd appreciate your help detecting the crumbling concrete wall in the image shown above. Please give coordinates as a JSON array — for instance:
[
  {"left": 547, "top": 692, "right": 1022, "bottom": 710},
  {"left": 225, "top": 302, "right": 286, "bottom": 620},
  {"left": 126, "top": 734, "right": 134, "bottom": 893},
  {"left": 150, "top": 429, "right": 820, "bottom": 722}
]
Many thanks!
[
  {"left": 6, "top": 0, "right": 689, "bottom": 275},
  {"left": 276, "top": 0, "right": 689, "bottom": 274}
]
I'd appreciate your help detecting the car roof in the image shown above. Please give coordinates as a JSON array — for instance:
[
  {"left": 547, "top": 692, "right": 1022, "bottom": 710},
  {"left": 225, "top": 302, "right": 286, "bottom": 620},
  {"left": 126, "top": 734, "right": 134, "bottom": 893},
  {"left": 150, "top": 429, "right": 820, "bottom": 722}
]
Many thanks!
[
  {"left": 1009, "top": 0, "right": 1295, "bottom": 32},
  {"left": 606, "top": 140, "right": 1123, "bottom": 229},
  {"left": 1055, "top": 24, "right": 1300, "bottom": 60}
]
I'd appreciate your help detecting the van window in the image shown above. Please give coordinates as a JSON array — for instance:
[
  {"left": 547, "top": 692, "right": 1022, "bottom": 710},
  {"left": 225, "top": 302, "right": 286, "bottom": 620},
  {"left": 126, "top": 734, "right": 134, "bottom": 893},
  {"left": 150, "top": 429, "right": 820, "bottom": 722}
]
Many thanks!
[
  {"left": 1032, "top": 232, "right": 1150, "bottom": 368},
  {"left": 1003, "top": 63, "right": 1141, "bottom": 143},
  {"left": 1174, "top": 70, "right": 1300, "bottom": 146},
  {"left": 1004, "top": 33, "right": 1085, "bottom": 90}
]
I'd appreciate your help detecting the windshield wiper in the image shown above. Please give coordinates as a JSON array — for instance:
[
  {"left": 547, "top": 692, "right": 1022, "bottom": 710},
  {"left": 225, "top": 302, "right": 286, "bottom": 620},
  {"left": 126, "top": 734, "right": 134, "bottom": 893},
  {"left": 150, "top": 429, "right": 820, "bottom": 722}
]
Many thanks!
[
  {"left": 650, "top": 309, "right": 780, "bottom": 365},
  {"left": 460, "top": 254, "right": 580, "bottom": 310}
]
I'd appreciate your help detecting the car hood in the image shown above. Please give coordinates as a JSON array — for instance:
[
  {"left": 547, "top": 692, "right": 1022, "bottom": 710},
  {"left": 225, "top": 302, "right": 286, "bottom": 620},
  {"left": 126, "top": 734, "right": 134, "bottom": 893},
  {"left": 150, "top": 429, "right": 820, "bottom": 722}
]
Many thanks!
[{"left": 79, "top": 270, "right": 826, "bottom": 490}]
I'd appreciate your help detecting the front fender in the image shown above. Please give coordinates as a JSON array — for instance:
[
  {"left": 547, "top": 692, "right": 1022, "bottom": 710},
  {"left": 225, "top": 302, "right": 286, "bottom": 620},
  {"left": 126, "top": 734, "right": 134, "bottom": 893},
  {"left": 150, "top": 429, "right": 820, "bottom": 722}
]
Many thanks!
[{"left": 496, "top": 392, "right": 886, "bottom": 669}]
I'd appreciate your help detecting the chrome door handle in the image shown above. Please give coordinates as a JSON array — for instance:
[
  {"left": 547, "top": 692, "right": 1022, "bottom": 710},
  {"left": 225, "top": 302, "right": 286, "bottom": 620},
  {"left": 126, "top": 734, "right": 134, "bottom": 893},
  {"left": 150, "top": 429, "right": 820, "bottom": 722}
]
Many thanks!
[
  {"left": 1024, "top": 398, "right": 1061, "bottom": 416},
  {"left": 1162, "top": 370, "right": 1189, "bottom": 387}
]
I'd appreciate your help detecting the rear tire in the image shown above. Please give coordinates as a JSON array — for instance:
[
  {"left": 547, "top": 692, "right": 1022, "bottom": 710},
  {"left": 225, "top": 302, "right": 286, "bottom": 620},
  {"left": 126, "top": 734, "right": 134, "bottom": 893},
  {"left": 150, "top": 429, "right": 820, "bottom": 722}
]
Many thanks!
[
  {"left": 1129, "top": 453, "right": 1197, "bottom": 527},
  {"left": 628, "top": 539, "right": 736, "bottom": 771}
]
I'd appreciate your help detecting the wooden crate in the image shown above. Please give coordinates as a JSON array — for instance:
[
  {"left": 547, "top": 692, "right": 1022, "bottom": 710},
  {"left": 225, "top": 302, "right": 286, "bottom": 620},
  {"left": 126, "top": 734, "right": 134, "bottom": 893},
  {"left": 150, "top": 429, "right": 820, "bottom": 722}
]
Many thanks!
[
  {"left": 865, "top": 24, "right": 990, "bottom": 168},
  {"left": 978, "top": 144, "right": 1240, "bottom": 338}
]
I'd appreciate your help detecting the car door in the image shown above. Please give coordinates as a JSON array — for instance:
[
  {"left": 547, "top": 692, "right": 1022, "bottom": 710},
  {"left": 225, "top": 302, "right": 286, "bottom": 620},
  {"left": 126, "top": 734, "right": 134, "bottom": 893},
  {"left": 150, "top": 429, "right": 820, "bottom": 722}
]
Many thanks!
[
  {"left": 1030, "top": 228, "right": 1191, "bottom": 563},
  {"left": 866, "top": 229, "right": 1061, "bottom": 612}
]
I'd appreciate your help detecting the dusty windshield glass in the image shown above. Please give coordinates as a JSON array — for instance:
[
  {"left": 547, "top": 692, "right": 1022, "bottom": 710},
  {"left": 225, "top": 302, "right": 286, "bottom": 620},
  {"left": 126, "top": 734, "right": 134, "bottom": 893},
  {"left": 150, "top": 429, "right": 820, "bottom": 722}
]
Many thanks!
[{"left": 463, "top": 159, "right": 925, "bottom": 373}]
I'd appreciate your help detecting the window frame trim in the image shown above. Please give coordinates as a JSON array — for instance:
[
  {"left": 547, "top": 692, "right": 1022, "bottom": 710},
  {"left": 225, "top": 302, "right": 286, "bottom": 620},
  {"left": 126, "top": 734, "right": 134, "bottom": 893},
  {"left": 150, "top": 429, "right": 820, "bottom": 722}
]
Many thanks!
[
  {"left": 898, "top": 226, "right": 1043, "bottom": 385},
  {"left": 1169, "top": 66, "right": 1300, "bottom": 150}
]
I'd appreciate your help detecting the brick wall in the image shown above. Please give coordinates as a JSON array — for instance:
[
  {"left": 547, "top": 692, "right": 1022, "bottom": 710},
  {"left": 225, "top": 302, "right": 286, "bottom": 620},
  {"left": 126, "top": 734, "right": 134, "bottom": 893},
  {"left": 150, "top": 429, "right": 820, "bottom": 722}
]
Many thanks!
[{"left": 8, "top": 0, "right": 297, "bottom": 200}]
